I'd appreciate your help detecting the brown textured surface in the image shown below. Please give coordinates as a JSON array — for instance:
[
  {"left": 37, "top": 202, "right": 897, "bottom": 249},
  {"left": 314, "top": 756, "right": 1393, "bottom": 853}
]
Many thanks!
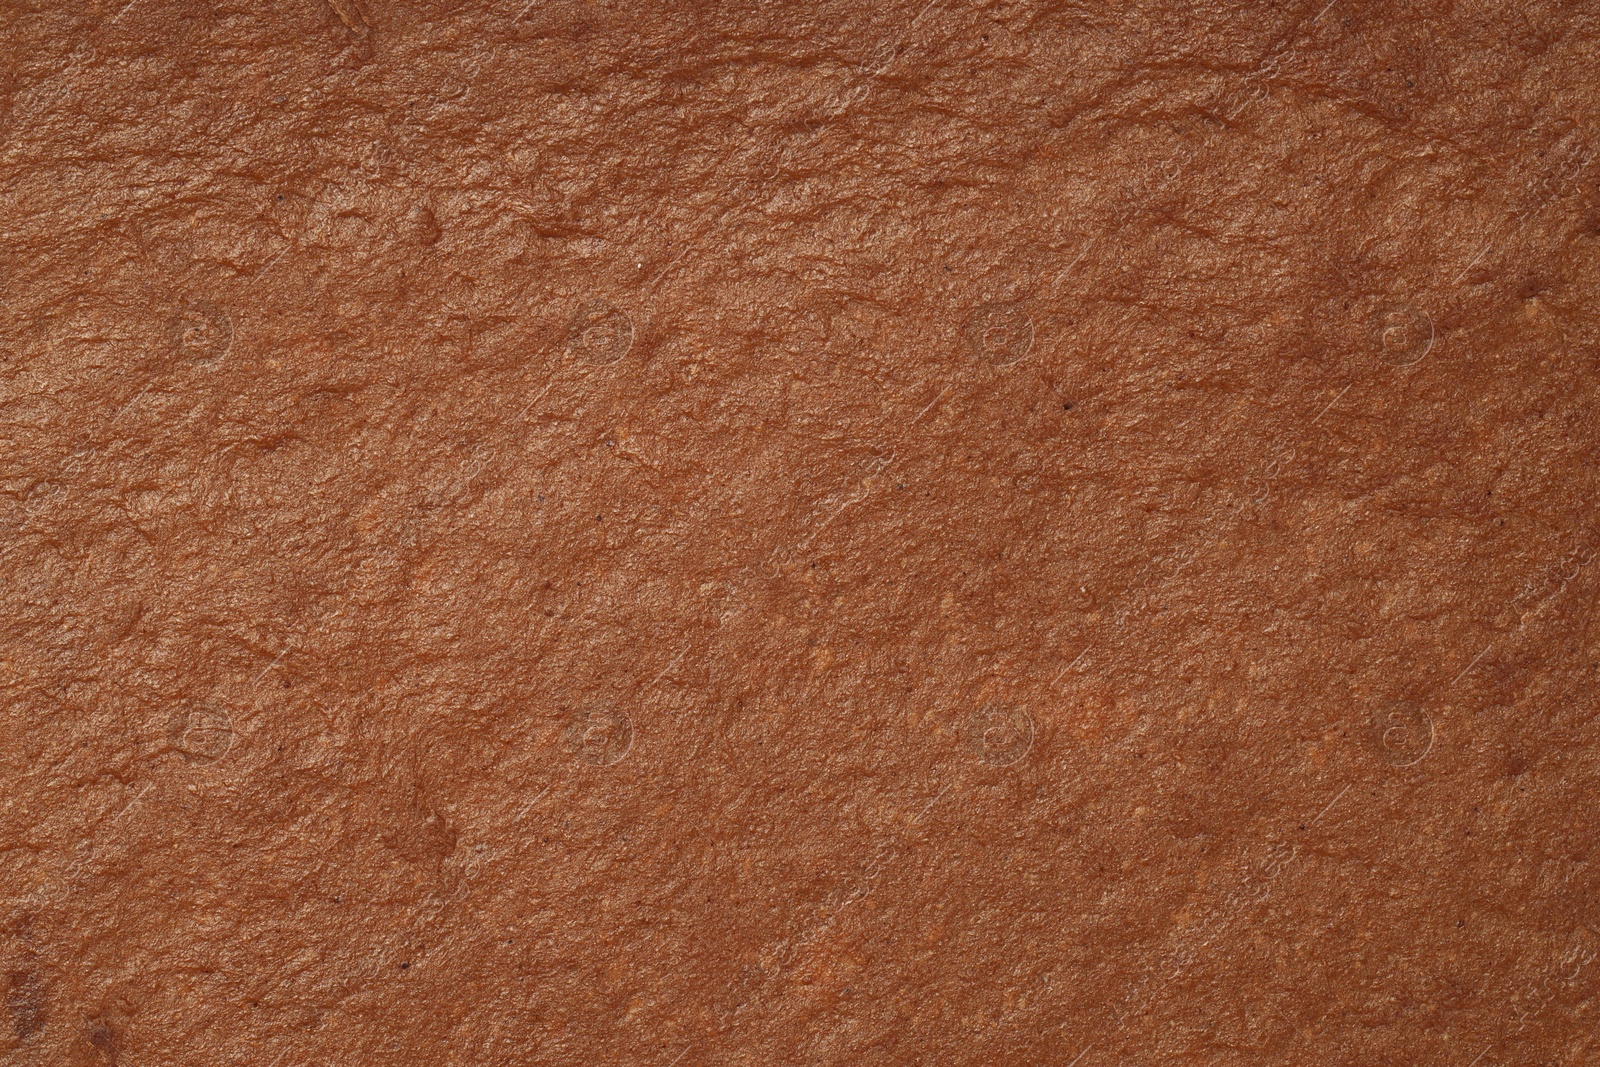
[{"left": 3, "top": 0, "right": 1600, "bottom": 1063}]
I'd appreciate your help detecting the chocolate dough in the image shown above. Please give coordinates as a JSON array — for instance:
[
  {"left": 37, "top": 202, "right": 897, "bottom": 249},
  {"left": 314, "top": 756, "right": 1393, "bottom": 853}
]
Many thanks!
[{"left": 3, "top": 0, "right": 1599, "bottom": 1063}]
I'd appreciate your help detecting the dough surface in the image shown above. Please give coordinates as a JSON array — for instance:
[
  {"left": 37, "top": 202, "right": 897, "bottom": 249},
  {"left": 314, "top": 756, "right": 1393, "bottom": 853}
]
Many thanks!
[{"left": 2, "top": 0, "right": 1598, "bottom": 1063}]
